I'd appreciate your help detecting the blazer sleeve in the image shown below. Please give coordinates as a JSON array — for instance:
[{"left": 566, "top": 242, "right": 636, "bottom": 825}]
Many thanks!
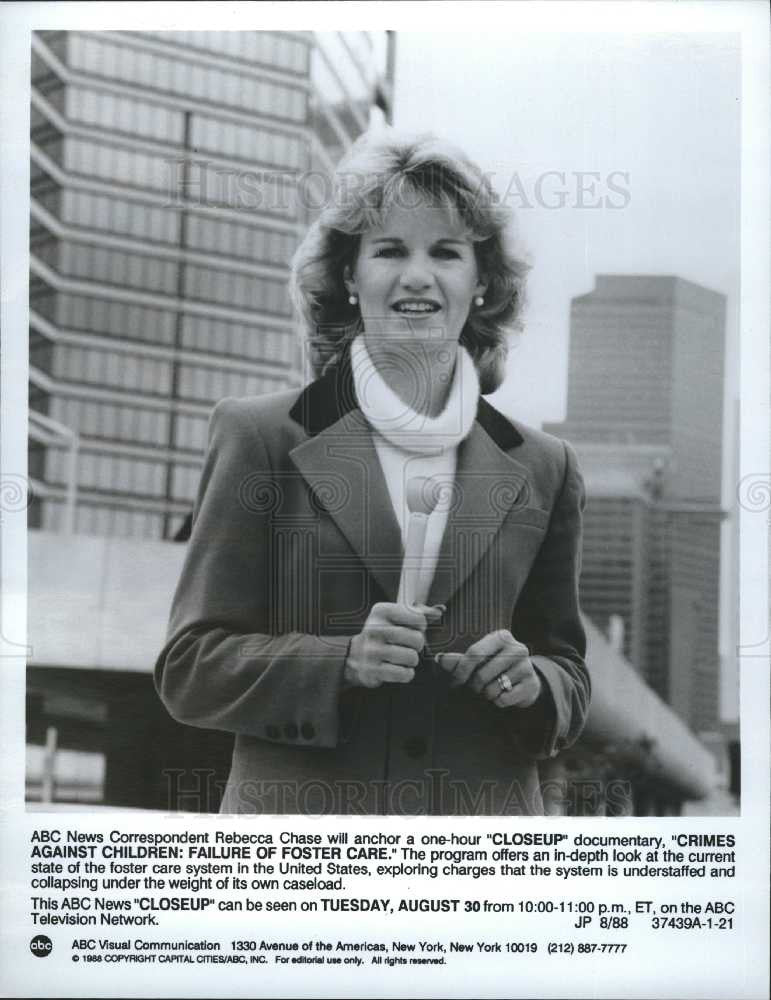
[
  {"left": 154, "top": 397, "right": 352, "bottom": 749},
  {"left": 509, "top": 439, "right": 590, "bottom": 760}
]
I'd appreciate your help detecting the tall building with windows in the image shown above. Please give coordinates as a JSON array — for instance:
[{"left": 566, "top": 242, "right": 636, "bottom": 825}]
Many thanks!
[
  {"left": 29, "top": 29, "right": 395, "bottom": 540},
  {"left": 545, "top": 275, "right": 727, "bottom": 734}
]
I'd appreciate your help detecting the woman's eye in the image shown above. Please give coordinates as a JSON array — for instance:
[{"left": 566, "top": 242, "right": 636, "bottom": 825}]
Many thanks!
[
  {"left": 370, "top": 245, "right": 462, "bottom": 260},
  {"left": 372, "top": 246, "right": 404, "bottom": 258}
]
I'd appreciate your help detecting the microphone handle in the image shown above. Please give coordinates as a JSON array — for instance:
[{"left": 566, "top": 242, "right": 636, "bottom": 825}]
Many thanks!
[{"left": 398, "top": 511, "right": 430, "bottom": 606}]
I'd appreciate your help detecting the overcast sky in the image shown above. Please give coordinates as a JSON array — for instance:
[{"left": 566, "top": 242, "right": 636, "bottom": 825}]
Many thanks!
[{"left": 392, "top": 32, "right": 740, "bottom": 429}]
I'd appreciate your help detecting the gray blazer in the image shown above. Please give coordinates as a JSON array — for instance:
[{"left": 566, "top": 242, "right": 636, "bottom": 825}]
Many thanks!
[{"left": 155, "top": 356, "right": 590, "bottom": 815}]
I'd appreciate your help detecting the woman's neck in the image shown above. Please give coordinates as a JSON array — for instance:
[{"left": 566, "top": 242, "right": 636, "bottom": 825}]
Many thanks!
[{"left": 361, "top": 337, "right": 458, "bottom": 418}]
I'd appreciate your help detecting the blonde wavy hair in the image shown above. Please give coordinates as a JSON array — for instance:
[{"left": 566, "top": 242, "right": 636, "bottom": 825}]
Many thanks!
[{"left": 290, "top": 129, "right": 529, "bottom": 394}]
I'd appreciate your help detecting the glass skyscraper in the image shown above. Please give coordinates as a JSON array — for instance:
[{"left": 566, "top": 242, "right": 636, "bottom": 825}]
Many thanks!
[{"left": 29, "top": 29, "right": 395, "bottom": 540}]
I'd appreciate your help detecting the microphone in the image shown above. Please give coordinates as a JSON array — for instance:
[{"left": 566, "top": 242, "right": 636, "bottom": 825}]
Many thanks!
[{"left": 398, "top": 476, "right": 439, "bottom": 606}]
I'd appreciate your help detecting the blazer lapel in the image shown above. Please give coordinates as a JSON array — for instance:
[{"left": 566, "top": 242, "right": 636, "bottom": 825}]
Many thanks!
[
  {"left": 427, "top": 415, "right": 532, "bottom": 608},
  {"left": 287, "top": 356, "right": 532, "bottom": 609},
  {"left": 289, "top": 408, "right": 404, "bottom": 602}
]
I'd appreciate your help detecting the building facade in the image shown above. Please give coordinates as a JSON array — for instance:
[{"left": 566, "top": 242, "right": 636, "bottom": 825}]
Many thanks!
[
  {"left": 29, "top": 29, "right": 395, "bottom": 541},
  {"left": 545, "top": 274, "right": 727, "bottom": 735}
]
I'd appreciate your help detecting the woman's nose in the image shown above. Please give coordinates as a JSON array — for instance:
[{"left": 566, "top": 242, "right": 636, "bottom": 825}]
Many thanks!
[{"left": 399, "top": 256, "right": 434, "bottom": 291}]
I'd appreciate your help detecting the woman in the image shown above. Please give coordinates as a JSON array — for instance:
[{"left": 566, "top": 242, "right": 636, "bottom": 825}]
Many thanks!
[{"left": 154, "top": 130, "right": 590, "bottom": 816}]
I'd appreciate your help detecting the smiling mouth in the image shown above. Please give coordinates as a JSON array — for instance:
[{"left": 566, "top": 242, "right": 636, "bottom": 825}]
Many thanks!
[{"left": 391, "top": 300, "right": 441, "bottom": 315}]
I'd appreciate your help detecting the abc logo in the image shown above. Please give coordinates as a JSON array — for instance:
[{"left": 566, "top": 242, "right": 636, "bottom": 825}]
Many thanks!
[{"left": 30, "top": 934, "right": 53, "bottom": 958}]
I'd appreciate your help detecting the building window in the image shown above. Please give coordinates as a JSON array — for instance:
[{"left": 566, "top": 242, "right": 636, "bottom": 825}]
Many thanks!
[
  {"left": 190, "top": 114, "right": 304, "bottom": 167},
  {"left": 171, "top": 463, "right": 202, "bottom": 502},
  {"left": 52, "top": 344, "right": 172, "bottom": 395},
  {"left": 53, "top": 293, "right": 177, "bottom": 345},
  {"left": 54, "top": 239, "right": 179, "bottom": 296},
  {"left": 180, "top": 315, "right": 295, "bottom": 364},
  {"left": 62, "top": 137, "right": 299, "bottom": 219},
  {"left": 51, "top": 396, "right": 171, "bottom": 446},
  {"left": 128, "top": 30, "right": 310, "bottom": 77},
  {"left": 58, "top": 189, "right": 181, "bottom": 245},
  {"left": 66, "top": 85, "right": 186, "bottom": 145},
  {"left": 183, "top": 264, "right": 291, "bottom": 314},
  {"left": 174, "top": 413, "right": 209, "bottom": 451},
  {"left": 66, "top": 33, "right": 307, "bottom": 123}
]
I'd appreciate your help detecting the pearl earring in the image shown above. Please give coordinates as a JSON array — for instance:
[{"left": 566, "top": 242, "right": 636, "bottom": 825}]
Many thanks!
[
  {"left": 348, "top": 293, "right": 358, "bottom": 306},
  {"left": 474, "top": 295, "right": 485, "bottom": 307}
]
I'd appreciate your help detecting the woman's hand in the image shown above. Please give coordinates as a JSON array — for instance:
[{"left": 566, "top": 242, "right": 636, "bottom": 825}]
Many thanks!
[
  {"left": 436, "top": 629, "right": 543, "bottom": 708},
  {"left": 343, "top": 602, "right": 442, "bottom": 690}
]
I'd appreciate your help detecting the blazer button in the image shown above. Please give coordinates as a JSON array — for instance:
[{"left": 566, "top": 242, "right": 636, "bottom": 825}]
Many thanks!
[
  {"left": 404, "top": 736, "right": 427, "bottom": 759},
  {"left": 284, "top": 722, "right": 299, "bottom": 740},
  {"left": 266, "top": 724, "right": 280, "bottom": 740},
  {"left": 300, "top": 722, "right": 315, "bottom": 740}
]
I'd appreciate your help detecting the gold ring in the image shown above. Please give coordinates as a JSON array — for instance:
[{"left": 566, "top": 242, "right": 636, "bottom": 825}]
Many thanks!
[{"left": 498, "top": 674, "right": 513, "bottom": 694}]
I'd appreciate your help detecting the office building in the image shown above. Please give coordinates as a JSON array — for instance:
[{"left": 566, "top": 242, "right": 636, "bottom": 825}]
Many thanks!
[
  {"left": 28, "top": 29, "right": 395, "bottom": 540},
  {"left": 547, "top": 275, "right": 725, "bottom": 501},
  {"left": 545, "top": 275, "right": 726, "bottom": 734}
]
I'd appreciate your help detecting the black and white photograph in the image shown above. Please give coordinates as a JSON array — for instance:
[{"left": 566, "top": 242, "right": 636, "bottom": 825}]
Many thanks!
[
  {"left": 1, "top": 2, "right": 768, "bottom": 998},
  {"left": 22, "top": 23, "right": 740, "bottom": 817}
]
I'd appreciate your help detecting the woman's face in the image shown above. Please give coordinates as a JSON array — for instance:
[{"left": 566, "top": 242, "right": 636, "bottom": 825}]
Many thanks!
[{"left": 346, "top": 201, "right": 486, "bottom": 348}]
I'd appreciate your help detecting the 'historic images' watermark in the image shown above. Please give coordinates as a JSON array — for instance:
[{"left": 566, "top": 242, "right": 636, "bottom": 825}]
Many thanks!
[{"left": 162, "top": 159, "right": 631, "bottom": 214}]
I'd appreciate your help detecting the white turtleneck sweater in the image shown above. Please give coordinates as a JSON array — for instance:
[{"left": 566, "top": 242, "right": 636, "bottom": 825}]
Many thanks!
[{"left": 351, "top": 335, "right": 480, "bottom": 606}]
